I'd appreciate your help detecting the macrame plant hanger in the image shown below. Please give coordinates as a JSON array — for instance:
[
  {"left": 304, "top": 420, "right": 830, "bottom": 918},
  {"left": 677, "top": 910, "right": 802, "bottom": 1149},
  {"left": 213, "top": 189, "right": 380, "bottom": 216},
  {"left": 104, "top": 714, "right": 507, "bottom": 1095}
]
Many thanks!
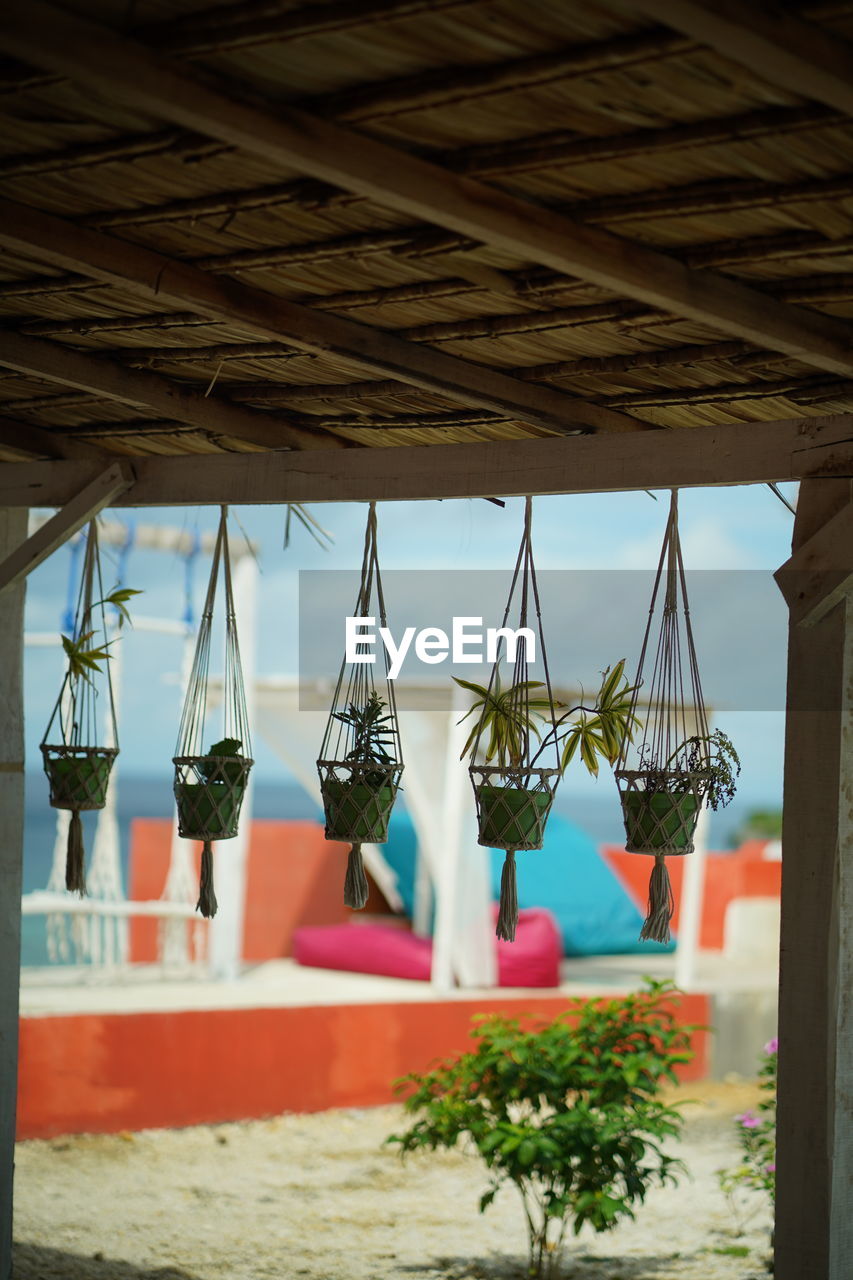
[
  {"left": 317, "top": 501, "right": 403, "bottom": 910},
  {"left": 40, "top": 519, "right": 118, "bottom": 896},
  {"left": 468, "top": 496, "right": 561, "bottom": 943},
  {"left": 173, "top": 506, "right": 253, "bottom": 919},
  {"left": 614, "top": 489, "right": 712, "bottom": 943}
]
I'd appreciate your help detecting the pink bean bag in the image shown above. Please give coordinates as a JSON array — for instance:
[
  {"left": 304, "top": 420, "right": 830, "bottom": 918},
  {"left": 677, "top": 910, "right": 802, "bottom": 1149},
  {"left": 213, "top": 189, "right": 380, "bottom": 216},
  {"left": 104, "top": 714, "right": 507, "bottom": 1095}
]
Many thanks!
[{"left": 293, "top": 907, "right": 562, "bottom": 987}]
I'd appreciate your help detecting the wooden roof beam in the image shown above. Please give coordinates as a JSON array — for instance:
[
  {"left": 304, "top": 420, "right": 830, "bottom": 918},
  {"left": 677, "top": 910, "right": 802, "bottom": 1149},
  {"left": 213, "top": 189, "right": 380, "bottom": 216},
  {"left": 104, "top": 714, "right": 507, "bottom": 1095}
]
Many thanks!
[
  {"left": 0, "top": 415, "right": 850, "bottom": 509},
  {"left": 613, "top": 1, "right": 853, "bottom": 117},
  {"left": 0, "top": 201, "right": 639, "bottom": 436},
  {"left": 0, "top": 332, "right": 345, "bottom": 453},
  {"left": 0, "top": 416, "right": 108, "bottom": 462},
  {"left": 2, "top": 3, "right": 853, "bottom": 381}
]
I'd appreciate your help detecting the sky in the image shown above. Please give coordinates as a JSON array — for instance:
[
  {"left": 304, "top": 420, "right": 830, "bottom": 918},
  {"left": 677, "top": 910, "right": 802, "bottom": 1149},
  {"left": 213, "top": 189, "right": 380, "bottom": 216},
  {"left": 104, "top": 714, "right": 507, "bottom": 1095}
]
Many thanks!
[{"left": 22, "top": 481, "right": 797, "bottom": 809}]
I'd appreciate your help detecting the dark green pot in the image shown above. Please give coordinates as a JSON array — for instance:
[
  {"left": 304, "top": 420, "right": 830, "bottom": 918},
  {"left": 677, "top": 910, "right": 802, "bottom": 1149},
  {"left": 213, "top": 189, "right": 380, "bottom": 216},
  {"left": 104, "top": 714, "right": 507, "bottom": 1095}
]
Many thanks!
[
  {"left": 623, "top": 790, "right": 699, "bottom": 855},
  {"left": 322, "top": 778, "right": 395, "bottom": 844},
  {"left": 175, "top": 780, "right": 245, "bottom": 841},
  {"left": 476, "top": 784, "right": 552, "bottom": 850},
  {"left": 45, "top": 751, "right": 114, "bottom": 810}
]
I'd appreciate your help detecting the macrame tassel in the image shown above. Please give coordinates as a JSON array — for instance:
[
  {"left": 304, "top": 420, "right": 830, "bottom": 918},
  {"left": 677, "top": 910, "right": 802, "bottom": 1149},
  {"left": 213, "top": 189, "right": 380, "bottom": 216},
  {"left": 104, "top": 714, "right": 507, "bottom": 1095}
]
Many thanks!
[
  {"left": 65, "top": 809, "right": 86, "bottom": 896},
  {"left": 196, "top": 840, "right": 218, "bottom": 918},
  {"left": 495, "top": 849, "right": 519, "bottom": 943},
  {"left": 344, "top": 842, "right": 369, "bottom": 910},
  {"left": 639, "top": 853, "right": 675, "bottom": 944}
]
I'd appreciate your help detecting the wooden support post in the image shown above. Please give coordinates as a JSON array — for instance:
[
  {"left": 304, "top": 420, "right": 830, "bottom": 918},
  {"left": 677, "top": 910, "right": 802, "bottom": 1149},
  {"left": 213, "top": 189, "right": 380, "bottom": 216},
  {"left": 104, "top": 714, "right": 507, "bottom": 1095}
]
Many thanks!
[
  {"left": 774, "top": 478, "right": 853, "bottom": 1279},
  {"left": 0, "top": 461, "right": 133, "bottom": 594},
  {"left": 0, "top": 508, "right": 27, "bottom": 1279}
]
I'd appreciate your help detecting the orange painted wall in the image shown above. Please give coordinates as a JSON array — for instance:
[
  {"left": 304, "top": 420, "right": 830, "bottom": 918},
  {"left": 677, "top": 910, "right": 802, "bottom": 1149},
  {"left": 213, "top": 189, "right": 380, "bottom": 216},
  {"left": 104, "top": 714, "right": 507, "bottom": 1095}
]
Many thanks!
[
  {"left": 128, "top": 819, "right": 357, "bottom": 962},
  {"left": 602, "top": 845, "right": 781, "bottom": 949},
  {"left": 18, "top": 994, "right": 709, "bottom": 1139}
]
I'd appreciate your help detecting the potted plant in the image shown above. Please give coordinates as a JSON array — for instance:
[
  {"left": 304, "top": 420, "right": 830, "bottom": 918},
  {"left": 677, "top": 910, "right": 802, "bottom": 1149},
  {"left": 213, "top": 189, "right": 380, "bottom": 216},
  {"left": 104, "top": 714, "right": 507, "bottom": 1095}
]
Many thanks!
[
  {"left": 456, "top": 658, "right": 639, "bottom": 851},
  {"left": 41, "top": 548, "right": 141, "bottom": 894},
  {"left": 320, "top": 691, "right": 400, "bottom": 845},
  {"left": 174, "top": 736, "right": 251, "bottom": 841},
  {"left": 620, "top": 728, "right": 740, "bottom": 856}
]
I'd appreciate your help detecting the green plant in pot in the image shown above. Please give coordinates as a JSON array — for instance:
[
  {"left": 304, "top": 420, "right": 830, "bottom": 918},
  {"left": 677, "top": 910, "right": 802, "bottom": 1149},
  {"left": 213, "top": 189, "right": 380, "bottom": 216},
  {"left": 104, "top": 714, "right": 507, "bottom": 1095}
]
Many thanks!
[
  {"left": 622, "top": 729, "right": 741, "bottom": 857},
  {"left": 174, "top": 737, "right": 250, "bottom": 841},
  {"left": 321, "top": 691, "right": 399, "bottom": 845},
  {"left": 41, "top": 577, "right": 141, "bottom": 895},
  {"left": 456, "top": 659, "right": 640, "bottom": 850},
  {"left": 456, "top": 660, "right": 639, "bottom": 942}
]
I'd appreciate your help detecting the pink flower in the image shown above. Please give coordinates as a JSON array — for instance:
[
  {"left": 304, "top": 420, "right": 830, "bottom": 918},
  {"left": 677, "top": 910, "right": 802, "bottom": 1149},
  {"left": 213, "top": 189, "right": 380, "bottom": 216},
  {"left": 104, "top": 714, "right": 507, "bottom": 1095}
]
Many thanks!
[
  {"left": 765, "top": 1163, "right": 776, "bottom": 1173},
  {"left": 736, "top": 1111, "right": 760, "bottom": 1129},
  {"left": 764, "top": 1037, "right": 778, "bottom": 1056}
]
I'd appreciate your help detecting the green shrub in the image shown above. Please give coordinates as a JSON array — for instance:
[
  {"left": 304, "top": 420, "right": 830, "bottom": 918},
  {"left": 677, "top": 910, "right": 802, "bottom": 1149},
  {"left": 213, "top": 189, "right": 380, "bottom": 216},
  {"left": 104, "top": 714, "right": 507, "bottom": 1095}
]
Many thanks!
[{"left": 388, "top": 980, "right": 696, "bottom": 1278}]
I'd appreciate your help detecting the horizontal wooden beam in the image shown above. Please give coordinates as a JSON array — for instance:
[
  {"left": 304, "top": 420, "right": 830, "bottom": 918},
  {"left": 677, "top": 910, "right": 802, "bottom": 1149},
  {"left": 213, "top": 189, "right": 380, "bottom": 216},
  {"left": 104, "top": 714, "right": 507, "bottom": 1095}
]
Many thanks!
[
  {"left": 617, "top": 0, "right": 853, "bottom": 118},
  {"left": 0, "top": 200, "right": 637, "bottom": 436},
  {"left": 775, "top": 497, "right": 853, "bottom": 627},
  {"left": 0, "top": 461, "right": 133, "bottom": 592},
  {"left": 0, "top": 332, "right": 343, "bottom": 452},
  {"left": 0, "top": 416, "right": 850, "bottom": 509},
  {"left": 0, "top": 416, "right": 107, "bottom": 461},
  {"left": 2, "top": 3, "right": 853, "bottom": 380}
]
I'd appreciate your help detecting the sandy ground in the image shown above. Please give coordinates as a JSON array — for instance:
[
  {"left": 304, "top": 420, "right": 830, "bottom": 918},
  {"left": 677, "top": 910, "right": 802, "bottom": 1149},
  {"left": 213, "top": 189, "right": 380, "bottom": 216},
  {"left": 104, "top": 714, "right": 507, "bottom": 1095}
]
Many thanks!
[{"left": 13, "top": 1083, "right": 773, "bottom": 1280}]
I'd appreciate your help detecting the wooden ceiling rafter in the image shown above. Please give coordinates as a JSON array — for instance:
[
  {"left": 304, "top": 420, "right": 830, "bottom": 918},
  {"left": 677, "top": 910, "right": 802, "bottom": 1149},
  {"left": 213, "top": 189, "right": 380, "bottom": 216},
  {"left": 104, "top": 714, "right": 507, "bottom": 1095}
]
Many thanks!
[
  {"left": 0, "top": 199, "right": 642, "bottom": 437},
  {"left": 3, "top": 3, "right": 853, "bottom": 383},
  {"left": 615, "top": 0, "right": 853, "bottom": 117},
  {"left": 0, "top": 330, "right": 346, "bottom": 454}
]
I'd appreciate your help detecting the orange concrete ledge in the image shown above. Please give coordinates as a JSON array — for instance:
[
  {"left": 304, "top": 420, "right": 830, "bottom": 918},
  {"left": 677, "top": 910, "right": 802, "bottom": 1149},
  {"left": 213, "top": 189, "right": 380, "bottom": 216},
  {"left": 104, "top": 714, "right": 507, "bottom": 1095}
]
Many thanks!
[{"left": 18, "top": 994, "right": 709, "bottom": 1139}]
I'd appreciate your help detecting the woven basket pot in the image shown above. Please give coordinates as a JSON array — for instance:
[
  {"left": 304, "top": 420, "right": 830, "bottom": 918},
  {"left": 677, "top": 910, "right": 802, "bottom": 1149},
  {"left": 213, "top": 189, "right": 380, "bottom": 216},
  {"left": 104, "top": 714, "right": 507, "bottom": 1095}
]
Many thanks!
[
  {"left": 321, "top": 774, "right": 397, "bottom": 844},
  {"left": 475, "top": 782, "right": 553, "bottom": 851},
  {"left": 174, "top": 755, "right": 252, "bottom": 842},
  {"left": 42, "top": 746, "right": 117, "bottom": 811},
  {"left": 621, "top": 789, "right": 699, "bottom": 856}
]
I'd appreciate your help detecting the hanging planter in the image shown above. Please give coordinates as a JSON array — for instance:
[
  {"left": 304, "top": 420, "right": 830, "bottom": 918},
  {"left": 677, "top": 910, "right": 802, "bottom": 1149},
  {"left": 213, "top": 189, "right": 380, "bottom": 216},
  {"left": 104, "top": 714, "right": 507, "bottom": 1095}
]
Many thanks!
[
  {"left": 40, "top": 520, "right": 134, "bottom": 895},
  {"left": 457, "top": 499, "right": 642, "bottom": 944},
  {"left": 614, "top": 490, "right": 740, "bottom": 943},
  {"left": 173, "top": 507, "right": 253, "bottom": 919},
  {"left": 458, "top": 498, "right": 561, "bottom": 943},
  {"left": 316, "top": 502, "right": 403, "bottom": 910}
]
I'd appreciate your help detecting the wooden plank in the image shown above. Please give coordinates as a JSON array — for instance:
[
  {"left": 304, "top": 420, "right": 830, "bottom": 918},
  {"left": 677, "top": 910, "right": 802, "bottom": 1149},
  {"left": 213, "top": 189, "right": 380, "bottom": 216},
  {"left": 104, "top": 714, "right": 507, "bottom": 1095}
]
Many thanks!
[
  {"left": 2, "top": 6, "right": 853, "bottom": 377},
  {"left": 0, "top": 415, "right": 108, "bottom": 461},
  {"left": 615, "top": 0, "right": 853, "bottom": 117},
  {"left": 0, "top": 201, "right": 638, "bottom": 437},
  {"left": 776, "top": 500, "right": 853, "bottom": 627},
  {"left": 0, "top": 508, "right": 26, "bottom": 1280},
  {"left": 0, "top": 332, "right": 346, "bottom": 452},
  {"left": 774, "top": 479, "right": 853, "bottom": 1280},
  {"left": 0, "top": 460, "right": 133, "bottom": 592},
  {"left": 0, "top": 415, "right": 850, "bottom": 509}
]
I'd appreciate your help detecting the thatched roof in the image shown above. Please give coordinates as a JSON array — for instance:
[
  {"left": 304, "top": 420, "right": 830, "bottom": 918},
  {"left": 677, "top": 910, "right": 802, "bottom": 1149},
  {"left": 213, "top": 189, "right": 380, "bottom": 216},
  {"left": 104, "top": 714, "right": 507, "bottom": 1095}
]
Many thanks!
[{"left": 2, "top": 0, "right": 853, "bottom": 463}]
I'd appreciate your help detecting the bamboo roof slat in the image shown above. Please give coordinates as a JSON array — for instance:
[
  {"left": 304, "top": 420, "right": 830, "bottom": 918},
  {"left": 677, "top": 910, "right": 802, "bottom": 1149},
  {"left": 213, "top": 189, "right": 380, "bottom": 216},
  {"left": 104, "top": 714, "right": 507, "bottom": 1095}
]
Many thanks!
[{"left": 3, "top": 0, "right": 853, "bottom": 447}]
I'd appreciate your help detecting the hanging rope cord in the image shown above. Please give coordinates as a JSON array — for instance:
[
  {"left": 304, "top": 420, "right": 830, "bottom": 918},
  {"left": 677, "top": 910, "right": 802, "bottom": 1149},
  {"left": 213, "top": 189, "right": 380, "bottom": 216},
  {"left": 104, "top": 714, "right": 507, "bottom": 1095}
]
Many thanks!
[
  {"left": 614, "top": 490, "right": 711, "bottom": 944},
  {"left": 174, "top": 507, "right": 252, "bottom": 761},
  {"left": 41, "top": 520, "right": 118, "bottom": 897},
  {"left": 318, "top": 501, "right": 401, "bottom": 767},
  {"left": 172, "top": 507, "right": 253, "bottom": 920},
  {"left": 44, "top": 521, "right": 118, "bottom": 752},
  {"left": 616, "top": 490, "right": 709, "bottom": 779},
  {"left": 466, "top": 498, "right": 560, "bottom": 944},
  {"left": 317, "top": 502, "right": 403, "bottom": 911},
  {"left": 469, "top": 496, "right": 560, "bottom": 780}
]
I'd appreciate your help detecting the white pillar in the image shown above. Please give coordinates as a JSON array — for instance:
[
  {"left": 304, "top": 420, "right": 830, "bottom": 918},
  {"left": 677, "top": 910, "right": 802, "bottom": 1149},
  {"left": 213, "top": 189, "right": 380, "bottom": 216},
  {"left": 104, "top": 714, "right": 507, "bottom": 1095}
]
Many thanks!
[
  {"left": 0, "top": 509, "right": 27, "bottom": 1280},
  {"left": 774, "top": 479, "right": 853, "bottom": 1280},
  {"left": 209, "top": 551, "right": 257, "bottom": 982},
  {"left": 674, "top": 801, "right": 709, "bottom": 991}
]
